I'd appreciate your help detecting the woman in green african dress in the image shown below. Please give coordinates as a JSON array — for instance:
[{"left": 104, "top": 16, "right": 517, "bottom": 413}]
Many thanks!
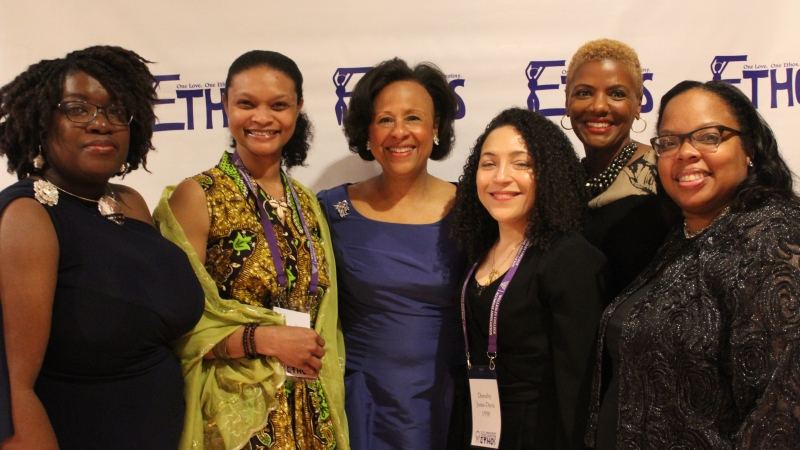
[{"left": 156, "top": 50, "right": 348, "bottom": 450}]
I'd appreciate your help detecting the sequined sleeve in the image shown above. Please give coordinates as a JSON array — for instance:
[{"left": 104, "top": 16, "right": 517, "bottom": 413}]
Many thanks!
[{"left": 731, "top": 209, "right": 800, "bottom": 447}]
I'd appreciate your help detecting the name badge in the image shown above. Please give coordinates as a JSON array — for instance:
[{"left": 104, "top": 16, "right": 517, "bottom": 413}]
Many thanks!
[
  {"left": 273, "top": 307, "right": 315, "bottom": 379},
  {"left": 469, "top": 365, "right": 501, "bottom": 448}
]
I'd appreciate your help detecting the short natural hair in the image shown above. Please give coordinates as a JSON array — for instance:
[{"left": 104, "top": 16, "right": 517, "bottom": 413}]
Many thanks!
[
  {"left": 565, "top": 39, "right": 643, "bottom": 99},
  {"left": 655, "top": 80, "right": 799, "bottom": 211},
  {"left": 224, "top": 50, "right": 313, "bottom": 170},
  {"left": 0, "top": 46, "right": 157, "bottom": 179},
  {"left": 451, "top": 108, "right": 587, "bottom": 262},
  {"left": 343, "top": 57, "right": 457, "bottom": 161}
]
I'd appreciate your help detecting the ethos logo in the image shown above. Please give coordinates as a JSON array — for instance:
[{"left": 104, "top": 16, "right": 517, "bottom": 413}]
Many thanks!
[
  {"left": 711, "top": 55, "right": 800, "bottom": 108},
  {"left": 333, "top": 67, "right": 467, "bottom": 124},
  {"left": 332, "top": 67, "right": 371, "bottom": 125},
  {"left": 153, "top": 74, "right": 228, "bottom": 132},
  {"left": 525, "top": 60, "right": 655, "bottom": 117}
]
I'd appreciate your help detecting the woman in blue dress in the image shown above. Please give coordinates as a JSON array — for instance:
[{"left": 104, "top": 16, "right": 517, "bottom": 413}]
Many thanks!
[{"left": 318, "top": 57, "right": 465, "bottom": 449}]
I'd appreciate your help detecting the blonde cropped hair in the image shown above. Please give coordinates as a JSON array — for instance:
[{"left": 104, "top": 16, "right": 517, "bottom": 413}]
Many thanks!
[{"left": 565, "top": 39, "right": 643, "bottom": 100}]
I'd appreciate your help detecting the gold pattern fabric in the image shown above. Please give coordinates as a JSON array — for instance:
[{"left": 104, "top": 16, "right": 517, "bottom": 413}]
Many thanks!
[
  {"left": 195, "top": 153, "right": 334, "bottom": 449},
  {"left": 155, "top": 152, "right": 348, "bottom": 450},
  {"left": 194, "top": 153, "right": 329, "bottom": 321}
]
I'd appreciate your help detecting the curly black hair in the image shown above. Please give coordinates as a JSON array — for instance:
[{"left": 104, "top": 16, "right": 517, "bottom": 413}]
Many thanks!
[
  {"left": 224, "top": 50, "right": 313, "bottom": 170},
  {"left": 343, "top": 57, "right": 457, "bottom": 161},
  {"left": 0, "top": 45, "right": 157, "bottom": 179},
  {"left": 452, "top": 108, "right": 588, "bottom": 263},
  {"left": 655, "top": 80, "right": 799, "bottom": 213}
]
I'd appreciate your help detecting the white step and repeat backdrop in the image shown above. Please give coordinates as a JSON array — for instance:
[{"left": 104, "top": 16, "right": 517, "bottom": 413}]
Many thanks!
[{"left": 2, "top": 0, "right": 799, "bottom": 209}]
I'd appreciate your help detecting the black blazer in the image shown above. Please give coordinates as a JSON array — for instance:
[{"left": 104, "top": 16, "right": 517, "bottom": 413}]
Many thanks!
[{"left": 452, "top": 232, "right": 607, "bottom": 450}]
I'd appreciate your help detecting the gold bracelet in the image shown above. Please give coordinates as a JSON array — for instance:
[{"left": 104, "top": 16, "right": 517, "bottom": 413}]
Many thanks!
[{"left": 212, "top": 336, "right": 230, "bottom": 360}]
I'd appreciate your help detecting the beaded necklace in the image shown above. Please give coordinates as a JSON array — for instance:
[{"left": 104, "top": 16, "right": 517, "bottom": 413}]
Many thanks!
[{"left": 584, "top": 141, "right": 638, "bottom": 198}]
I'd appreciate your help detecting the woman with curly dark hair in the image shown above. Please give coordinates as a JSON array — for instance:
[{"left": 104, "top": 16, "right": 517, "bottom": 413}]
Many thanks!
[
  {"left": 317, "top": 57, "right": 465, "bottom": 449},
  {"left": 161, "top": 50, "right": 347, "bottom": 450},
  {"left": 0, "top": 46, "right": 204, "bottom": 449},
  {"left": 588, "top": 80, "right": 800, "bottom": 449},
  {"left": 448, "top": 108, "right": 606, "bottom": 449}
]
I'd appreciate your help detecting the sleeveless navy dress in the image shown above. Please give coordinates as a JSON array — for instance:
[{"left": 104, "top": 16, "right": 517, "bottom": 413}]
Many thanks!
[
  {"left": 0, "top": 179, "right": 204, "bottom": 449},
  {"left": 318, "top": 184, "right": 467, "bottom": 450}
]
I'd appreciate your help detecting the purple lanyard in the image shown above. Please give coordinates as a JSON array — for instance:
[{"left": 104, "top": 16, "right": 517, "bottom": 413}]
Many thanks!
[
  {"left": 461, "top": 239, "right": 531, "bottom": 370},
  {"left": 230, "top": 151, "right": 319, "bottom": 295}
]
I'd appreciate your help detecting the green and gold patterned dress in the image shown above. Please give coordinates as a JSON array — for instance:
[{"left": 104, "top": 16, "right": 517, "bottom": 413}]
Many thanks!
[{"left": 156, "top": 152, "right": 348, "bottom": 450}]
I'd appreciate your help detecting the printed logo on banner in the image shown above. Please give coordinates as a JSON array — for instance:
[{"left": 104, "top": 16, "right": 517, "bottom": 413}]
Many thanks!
[
  {"left": 710, "top": 55, "right": 800, "bottom": 109},
  {"left": 524, "top": 60, "right": 656, "bottom": 117},
  {"left": 332, "top": 67, "right": 371, "bottom": 125},
  {"left": 447, "top": 74, "right": 467, "bottom": 120},
  {"left": 153, "top": 74, "right": 228, "bottom": 132},
  {"left": 332, "top": 68, "right": 467, "bottom": 124}
]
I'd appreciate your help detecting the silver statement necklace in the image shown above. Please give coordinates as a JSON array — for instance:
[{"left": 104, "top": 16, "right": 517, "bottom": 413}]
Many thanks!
[
  {"left": 33, "top": 179, "right": 125, "bottom": 225},
  {"left": 584, "top": 141, "right": 638, "bottom": 198}
]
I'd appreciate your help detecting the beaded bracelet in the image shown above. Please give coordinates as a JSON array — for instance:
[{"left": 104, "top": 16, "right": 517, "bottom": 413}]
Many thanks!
[
  {"left": 242, "top": 323, "right": 259, "bottom": 360},
  {"left": 248, "top": 324, "right": 258, "bottom": 359}
]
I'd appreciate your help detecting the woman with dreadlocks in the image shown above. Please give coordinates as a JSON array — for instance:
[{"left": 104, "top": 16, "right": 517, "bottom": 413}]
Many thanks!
[{"left": 0, "top": 46, "right": 204, "bottom": 449}]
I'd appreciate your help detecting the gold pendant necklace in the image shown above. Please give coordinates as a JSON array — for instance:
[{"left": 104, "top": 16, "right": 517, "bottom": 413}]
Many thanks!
[{"left": 484, "top": 242, "right": 519, "bottom": 285}]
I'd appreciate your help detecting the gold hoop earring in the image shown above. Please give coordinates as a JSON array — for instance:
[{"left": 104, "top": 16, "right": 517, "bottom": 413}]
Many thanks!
[
  {"left": 632, "top": 117, "right": 647, "bottom": 133},
  {"left": 560, "top": 115, "right": 572, "bottom": 130}
]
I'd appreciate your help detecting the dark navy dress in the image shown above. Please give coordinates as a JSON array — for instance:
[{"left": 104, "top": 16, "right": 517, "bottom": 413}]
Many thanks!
[
  {"left": 0, "top": 179, "right": 204, "bottom": 450},
  {"left": 318, "top": 184, "right": 467, "bottom": 450}
]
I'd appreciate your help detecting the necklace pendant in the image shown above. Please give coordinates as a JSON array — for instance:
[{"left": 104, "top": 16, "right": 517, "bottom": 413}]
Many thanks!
[
  {"left": 98, "top": 195, "right": 125, "bottom": 225},
  {"left": 267, "top": 195, "right": 289, "bottom": 226},
  {"left": 486, "top": 269, "right": 499, "bottom": 285}
]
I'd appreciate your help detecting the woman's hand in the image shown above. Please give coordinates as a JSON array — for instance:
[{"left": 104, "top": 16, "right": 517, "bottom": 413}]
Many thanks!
[
  {"left": 256, "top": 326, "right": 326, "bottom": 376},
  {"left": 204, "top": 325, "right": 326, "bottom": 376}
]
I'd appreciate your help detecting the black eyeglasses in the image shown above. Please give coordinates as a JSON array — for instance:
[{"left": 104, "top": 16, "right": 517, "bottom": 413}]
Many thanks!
[
  {"left": 650, "top": 125, "right": 742, "bottom": 158},
  {"left": 56, "top": 101, "right": 133, "bottom": 126}
]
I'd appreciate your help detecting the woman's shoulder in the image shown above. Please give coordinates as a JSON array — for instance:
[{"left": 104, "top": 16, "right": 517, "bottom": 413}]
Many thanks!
[
  {"left": 536, "top": 232, "right": 607, "bottom": 274},
  {"left": 430, "top": 175, "right": 458, "bottom": 201},
  {"left": 548, "top": 231, "right": 605, "bottom": 257},
  {"left": 730, "top": 197, "right": 800, "bottom": 236},
  {"left": 0, "top": 178, "right": 48, "bottom": 217},
  {"left": 0, "top": 178, "right": 35, "bottom": 200},
  {"left": 110, "top": 183, "right": 154, "bottom": 226},
  {"left": 315, "top": 183, "right": 349, "bottom": 205}
]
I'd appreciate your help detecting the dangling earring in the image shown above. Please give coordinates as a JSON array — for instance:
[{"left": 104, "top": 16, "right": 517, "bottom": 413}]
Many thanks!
[
  {"left": 433, "top": 135, "right": 440, "bottom": 146},
  {"left": 748, "top": 159, "right": 754, "bottom": 167},
  {"left": 560, "top": 115, "right": 572, "bottom": 130},
  {"left": 632, "top": 117, "right": 647, "bottom": 133},
  {"left": 33, "top": 145, "right": 46, "bottom": 170},
  {"left": 117, "top": 162, "right": 130, "bottom": 176},
  {"left": 366, "top": 142, "right": 372, "bottom": 152}
]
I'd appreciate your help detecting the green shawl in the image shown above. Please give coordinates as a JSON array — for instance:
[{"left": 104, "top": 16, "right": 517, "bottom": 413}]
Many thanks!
[{"left": 155, "top": 184, "right": 349, "bottom": 450}]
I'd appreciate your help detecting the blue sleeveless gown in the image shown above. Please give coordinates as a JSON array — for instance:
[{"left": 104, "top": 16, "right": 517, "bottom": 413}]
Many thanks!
[{"left": 318, "top": 184, "right": 466, "bottom": 450}]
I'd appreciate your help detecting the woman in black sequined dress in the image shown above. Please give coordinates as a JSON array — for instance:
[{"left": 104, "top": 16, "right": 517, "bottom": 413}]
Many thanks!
[{"left": 588, "top": 80, "right": 800, "bottom": 449}]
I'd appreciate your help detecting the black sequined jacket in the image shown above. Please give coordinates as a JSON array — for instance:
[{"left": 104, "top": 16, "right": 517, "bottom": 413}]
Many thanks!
[{"left": 586, "top": 197, "right": 800, "bottom": 449}]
